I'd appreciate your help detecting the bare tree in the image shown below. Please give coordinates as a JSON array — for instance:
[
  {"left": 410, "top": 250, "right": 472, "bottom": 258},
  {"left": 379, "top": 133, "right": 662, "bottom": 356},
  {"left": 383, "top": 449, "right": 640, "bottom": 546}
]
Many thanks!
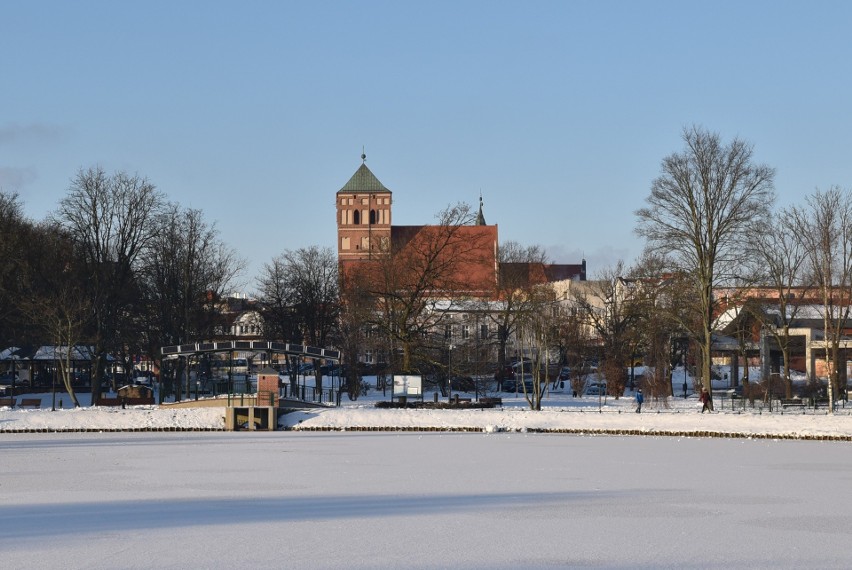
[
  {"left": 33, "top": 287, "right": 89, "bottom": 408},
  {"left": 53, "top": 167, "right": 164, "bottom": 398},
  {"left": 362, "top": 203, "right": 494, "bottom": 378},
  {"left": 791, "top": 187, "right": 852, "bottom": 413},
  {"left": 256, "top": 254, "right": 301, "bottom": 391},
  {"left": 571, "top": 262, "right": 636, "bottom": 399},
  {"left": 486, "top": 241, "right": 549, "bottom": 376},
  {"left": 139, "top": 204, "right": 244, "bottom": 399},
  {"left": 636, "top": 126, "right": 775, "bottom": 404},
  {"left": 745, "top": 206, "right": 811, "bottom": 398},
  {"left": 281, "top": 246, "right": 340, "bottom": 349},
  {"left": 0, "top": 192, "right": 29, "bottom": 343},
  {"left": 515, "top": 284, "right": 560, "bottom": 410},
  {"left": 721, "top": 296, "right": 763, "bottom": 404},
  {"left": 337, "top": 271, "right": 375, "bottom": 400},
  {"left": 15, "top": 222, "right": 87, "bottom": 405},
  {"left": 554, "top": 301, "right": 595, "bottom": 397},
  {"left": 627, "top": 251, "right": 684, "bottom": 405},
  {"left": 257, "top": 246, "right": 339, "bottom": 392},
  {"left": 256, "top": 256, "right": 300, "bottom": 342}
]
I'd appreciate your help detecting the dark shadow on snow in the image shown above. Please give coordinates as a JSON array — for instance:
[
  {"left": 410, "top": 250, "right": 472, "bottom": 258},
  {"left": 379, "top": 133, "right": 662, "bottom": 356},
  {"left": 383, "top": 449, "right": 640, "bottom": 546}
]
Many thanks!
[{"left": 0, "top": 490, "right": 630, "bottom": 539}]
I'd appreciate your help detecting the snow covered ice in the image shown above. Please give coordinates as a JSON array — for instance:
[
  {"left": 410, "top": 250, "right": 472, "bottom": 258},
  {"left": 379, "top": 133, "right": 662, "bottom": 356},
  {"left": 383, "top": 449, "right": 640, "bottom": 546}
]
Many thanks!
[
  {"left": 3, "top": 376, "right": 852, "bottom": 569},
  {"left": 4, "top": 307, "right": 848, "bottom": 565},
  {"left": 2, "top": 430, "right": 852, "bottom": 569}
]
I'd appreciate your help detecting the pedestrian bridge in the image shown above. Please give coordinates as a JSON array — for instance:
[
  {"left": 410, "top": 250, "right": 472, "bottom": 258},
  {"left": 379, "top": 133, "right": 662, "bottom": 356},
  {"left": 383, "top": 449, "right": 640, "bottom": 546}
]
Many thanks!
[{"left": 161, "top": 340, "right": 340, "bottom": 361}]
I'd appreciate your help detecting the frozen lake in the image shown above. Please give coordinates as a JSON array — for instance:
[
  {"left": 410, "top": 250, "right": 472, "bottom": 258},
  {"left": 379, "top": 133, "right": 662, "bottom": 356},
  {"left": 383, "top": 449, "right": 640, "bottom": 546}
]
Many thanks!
[{"left": 2, "top": 432, "right": 851, "bottom": 569}]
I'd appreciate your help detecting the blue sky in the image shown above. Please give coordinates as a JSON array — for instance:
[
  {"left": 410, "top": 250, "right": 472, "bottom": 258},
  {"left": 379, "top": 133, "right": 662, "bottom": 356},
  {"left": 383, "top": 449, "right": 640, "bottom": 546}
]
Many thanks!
[{"left": 3, "top": 1, "right": 851, "bottom": 291}]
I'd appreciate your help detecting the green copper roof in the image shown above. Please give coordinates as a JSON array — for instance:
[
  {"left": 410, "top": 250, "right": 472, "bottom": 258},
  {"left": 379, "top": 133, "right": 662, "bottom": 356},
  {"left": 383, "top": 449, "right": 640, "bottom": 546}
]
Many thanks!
[{"left": 338, "top": 162, "right": 391, "bottom": 194}]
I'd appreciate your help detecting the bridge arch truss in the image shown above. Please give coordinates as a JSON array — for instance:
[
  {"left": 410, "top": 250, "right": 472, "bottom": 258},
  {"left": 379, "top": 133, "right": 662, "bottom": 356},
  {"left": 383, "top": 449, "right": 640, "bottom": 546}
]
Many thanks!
[{"left": 161, "top": 340, "right": 340, "bottom": 362}]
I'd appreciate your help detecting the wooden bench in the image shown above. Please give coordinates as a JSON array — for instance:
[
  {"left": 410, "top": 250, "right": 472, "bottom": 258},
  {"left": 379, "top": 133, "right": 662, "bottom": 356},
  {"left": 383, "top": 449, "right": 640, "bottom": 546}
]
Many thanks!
[
  {"left": 97, "top": 397, "right": 155, "bottom": 407},
  {"left": 18, "top": 398, "right": 42, "bottom": 408},
  {"left": 0, "top": 397, "right": 15, "bottom": 408},
  {"left": 479, "top": 397, "right": 503, "bottom": 408},
  {"left": 779, "top": 398, "right": 805, "bottom": 408}
]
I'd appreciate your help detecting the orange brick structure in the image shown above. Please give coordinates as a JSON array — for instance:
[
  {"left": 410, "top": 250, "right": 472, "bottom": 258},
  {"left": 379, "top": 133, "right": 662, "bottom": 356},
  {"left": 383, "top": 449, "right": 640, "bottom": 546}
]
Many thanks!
[{"left": 255, "top": 367, "right": 279, "bottom": 406}]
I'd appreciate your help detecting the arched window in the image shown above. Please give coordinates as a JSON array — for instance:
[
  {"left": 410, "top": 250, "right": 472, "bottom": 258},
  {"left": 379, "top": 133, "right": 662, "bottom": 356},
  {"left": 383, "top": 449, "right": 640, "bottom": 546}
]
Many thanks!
[
  {"left": 353, "top": 210, "right": 360, "bottom": 225},
  {"left": 369, "top": 209, "right": 377, "bottom": 224}
]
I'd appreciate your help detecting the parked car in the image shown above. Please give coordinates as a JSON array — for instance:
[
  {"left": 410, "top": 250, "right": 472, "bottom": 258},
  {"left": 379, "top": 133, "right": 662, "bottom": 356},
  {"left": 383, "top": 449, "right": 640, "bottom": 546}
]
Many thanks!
[
  {"left": 502, "top": 376, "right": 535, "bottom": 393},
  {"left": 511, "top": 358, "right": 533, "bottom": 374},
  {"left": 584, "top": 382, "right": 607, "bottom": 396}
]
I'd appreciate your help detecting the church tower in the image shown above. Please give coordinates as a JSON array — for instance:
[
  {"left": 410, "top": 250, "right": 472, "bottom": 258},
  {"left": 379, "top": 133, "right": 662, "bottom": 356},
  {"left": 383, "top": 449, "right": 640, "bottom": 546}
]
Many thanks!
[{"left": 336, "top": 153, "right": 392, "bottom": 261}]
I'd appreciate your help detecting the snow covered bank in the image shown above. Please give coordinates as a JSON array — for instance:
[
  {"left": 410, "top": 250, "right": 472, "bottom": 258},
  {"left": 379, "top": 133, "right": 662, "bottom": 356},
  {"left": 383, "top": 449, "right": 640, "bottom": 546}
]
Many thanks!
[
  {"left": 0, "top": 406, "right": 225, "bottom": 432},
  {"left": 3, "top": 401, "right": 852, "bottom": 440},
  {"left": 282, "top": 405, "right": 852, "bottom": 440}
]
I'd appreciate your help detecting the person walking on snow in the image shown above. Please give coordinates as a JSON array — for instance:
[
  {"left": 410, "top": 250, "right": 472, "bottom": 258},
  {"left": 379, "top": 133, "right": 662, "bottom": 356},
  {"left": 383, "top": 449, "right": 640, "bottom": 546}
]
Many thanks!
[
  {"left": 700, "top": 387, "right": 711, "bottom": 413},
  {"left": 635, "top": 389, "right": 644, "bottom": 413}
]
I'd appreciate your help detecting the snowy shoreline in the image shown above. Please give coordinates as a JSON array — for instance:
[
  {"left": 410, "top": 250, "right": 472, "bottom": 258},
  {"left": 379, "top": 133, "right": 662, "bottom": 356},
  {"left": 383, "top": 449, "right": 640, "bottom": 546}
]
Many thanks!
[
  {"left": 2, "top": 403, "right": 852, "bottom": 441},
  {"left": 4, "top": 370, "right": 852, "bottom": 439}
]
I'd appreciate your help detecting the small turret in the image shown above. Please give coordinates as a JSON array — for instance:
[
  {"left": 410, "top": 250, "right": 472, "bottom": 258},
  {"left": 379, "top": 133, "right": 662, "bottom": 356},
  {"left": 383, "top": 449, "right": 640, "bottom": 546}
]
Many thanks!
[{"left": 475, "top": 193, "right": 487, "bottom": 226}]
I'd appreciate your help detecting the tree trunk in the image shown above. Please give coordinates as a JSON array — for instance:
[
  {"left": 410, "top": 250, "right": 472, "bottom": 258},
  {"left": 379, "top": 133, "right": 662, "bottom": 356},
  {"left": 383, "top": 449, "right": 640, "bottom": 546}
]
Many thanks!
[
  {"left": 59, "top": 360, "right": 81, "bottom": 407},
  {"left": 782, "top": 348, "right": 793, "bottom": 399},
  {"left": 90, "top": 354, "right": 104, "bottom": 403},
  {"left": 401, "top": 340, "right": 412, "bottom": 373},
  {"left": 314, "top": 369, "right": 323, "bottom": 399},
  {"left": 700, "top": 335, "right": 714, "bottom": 411},
  {"left": 701, "top": 280, "right": 715, "bottom": 410}
]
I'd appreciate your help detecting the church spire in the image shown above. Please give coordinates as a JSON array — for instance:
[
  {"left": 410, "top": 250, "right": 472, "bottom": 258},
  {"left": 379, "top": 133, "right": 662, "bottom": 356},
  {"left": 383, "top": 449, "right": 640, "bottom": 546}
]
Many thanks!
[{"left": 475, "top": 192, "right": 487, "bottom": 225}]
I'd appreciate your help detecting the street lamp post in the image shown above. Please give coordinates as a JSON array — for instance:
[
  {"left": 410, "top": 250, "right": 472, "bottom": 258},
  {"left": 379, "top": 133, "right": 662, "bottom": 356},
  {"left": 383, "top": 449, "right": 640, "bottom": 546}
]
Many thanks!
[
  {"left": 447, "top": 345, "right": 453, "bottom": 400},
  {"left": 10, "top": 350, "right": 16, "bottom": 403}
]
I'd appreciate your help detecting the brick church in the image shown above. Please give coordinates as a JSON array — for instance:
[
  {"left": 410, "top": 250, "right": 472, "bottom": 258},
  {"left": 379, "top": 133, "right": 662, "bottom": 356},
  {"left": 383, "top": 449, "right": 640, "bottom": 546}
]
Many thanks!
[{"left": 335, "top": 154, "right": 585, "bottom": 295}]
